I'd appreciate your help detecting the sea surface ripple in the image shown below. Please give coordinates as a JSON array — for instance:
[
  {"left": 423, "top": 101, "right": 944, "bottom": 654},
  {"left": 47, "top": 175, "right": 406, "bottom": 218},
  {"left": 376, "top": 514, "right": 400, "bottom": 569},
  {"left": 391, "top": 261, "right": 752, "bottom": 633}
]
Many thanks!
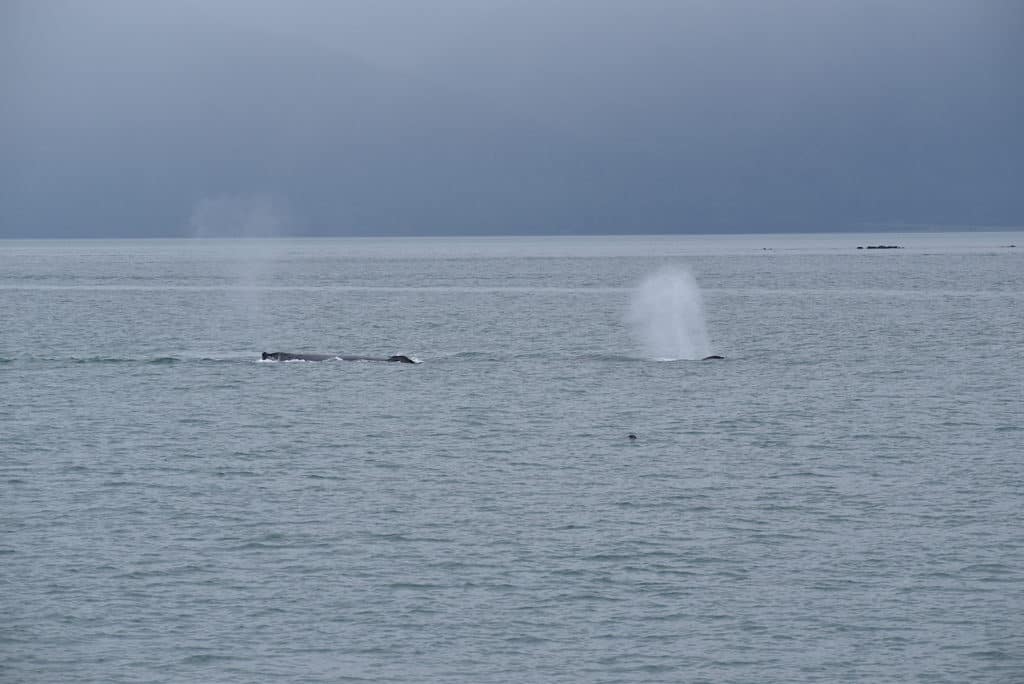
[{"left": 2, "top": 233, "right": 1022, "bottom": 682}]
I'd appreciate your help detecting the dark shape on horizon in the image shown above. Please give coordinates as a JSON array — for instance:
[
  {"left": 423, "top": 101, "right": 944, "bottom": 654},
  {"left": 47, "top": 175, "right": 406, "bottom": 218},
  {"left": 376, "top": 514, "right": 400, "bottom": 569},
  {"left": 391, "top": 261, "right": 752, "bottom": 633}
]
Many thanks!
[
  {"left": 858, "top": 245, "right": 902, "bottom": 249},
  {"left": 702, "top": 355, "right": 725, "bottom": 360},
  {"left": 627, "top": 433, "right": 638, "bottom": 440},
  {"left": 262, "top": 352, "right": 416, "bottom": 363}
]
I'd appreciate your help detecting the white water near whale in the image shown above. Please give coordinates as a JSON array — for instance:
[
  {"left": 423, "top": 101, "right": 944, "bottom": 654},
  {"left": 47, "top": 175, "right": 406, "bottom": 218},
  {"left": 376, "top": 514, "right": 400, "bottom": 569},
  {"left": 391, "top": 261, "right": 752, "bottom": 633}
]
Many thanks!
[{"left": 627, "top": 266, "right": 712, "bottom": 360}]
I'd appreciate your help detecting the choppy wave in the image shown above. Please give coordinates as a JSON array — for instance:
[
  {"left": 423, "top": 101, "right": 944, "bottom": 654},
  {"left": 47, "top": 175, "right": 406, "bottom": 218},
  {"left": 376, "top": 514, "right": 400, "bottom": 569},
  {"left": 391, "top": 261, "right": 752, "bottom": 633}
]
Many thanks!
[
  {"left": 430, "top": 351, "right": 500, "bottom": 362},
  {"left": 3, "top": 352, "right": 736, "bottom": 366},
  {"left": 79, "top": 356, "right": 185, "bottom": 364},
  {"left": 575, "top": 353, "right": 649, "bottom": 363},
  {"left": 3, "top": 234, "right": 1023, "bottom": 684},
  {"left": 7, "top": 354, "right": 430, "bottom": 366},
  {"left": 6, "top": 355, "right": 206, "bottom": 365}
]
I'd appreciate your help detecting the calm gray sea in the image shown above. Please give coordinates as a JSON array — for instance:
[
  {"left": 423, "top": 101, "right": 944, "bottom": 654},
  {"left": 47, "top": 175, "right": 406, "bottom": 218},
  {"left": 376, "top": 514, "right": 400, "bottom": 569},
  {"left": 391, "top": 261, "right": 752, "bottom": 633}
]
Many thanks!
[{"left": 2, "top": 233, "right": 1022, "bottom": 683}]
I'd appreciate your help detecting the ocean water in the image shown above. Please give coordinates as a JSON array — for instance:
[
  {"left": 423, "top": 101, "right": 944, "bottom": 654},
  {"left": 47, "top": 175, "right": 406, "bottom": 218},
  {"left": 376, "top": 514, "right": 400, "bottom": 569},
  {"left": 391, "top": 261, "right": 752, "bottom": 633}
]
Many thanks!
[{"left": 1, "top": 232, "right": 1022, "bottom": 683}]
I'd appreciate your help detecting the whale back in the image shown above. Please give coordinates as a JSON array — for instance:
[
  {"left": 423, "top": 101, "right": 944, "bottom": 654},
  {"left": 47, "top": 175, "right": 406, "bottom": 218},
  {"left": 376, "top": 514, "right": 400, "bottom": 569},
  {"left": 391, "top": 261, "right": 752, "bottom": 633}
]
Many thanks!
[{"left": 262, "top": 351, "right": 335, "bottom": 361}]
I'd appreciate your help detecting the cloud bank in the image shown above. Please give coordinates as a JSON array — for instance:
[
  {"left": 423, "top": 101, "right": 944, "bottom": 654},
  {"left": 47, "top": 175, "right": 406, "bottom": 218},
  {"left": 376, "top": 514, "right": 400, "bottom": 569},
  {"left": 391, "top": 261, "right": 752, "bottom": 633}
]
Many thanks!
[{"left": 2, "top": 0, "right": 1022, "bottom": 237}]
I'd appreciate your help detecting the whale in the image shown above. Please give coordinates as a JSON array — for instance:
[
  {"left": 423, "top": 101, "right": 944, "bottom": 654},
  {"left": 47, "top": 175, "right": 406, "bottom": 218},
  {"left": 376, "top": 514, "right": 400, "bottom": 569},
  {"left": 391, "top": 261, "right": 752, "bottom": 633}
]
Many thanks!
[
  {"left": 262, "top": 352, "right": 416, "bottom": 363},
  {"left": 702, "top": 355, "right": 725, "bottom": 360}
]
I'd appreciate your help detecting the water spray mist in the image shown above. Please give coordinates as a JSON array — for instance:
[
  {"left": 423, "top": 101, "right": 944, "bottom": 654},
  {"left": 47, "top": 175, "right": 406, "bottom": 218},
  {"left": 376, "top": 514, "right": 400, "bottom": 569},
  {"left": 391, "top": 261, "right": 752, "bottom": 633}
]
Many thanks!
[{"left": 627, "top": 267, "right": 712, "bottom": 361}]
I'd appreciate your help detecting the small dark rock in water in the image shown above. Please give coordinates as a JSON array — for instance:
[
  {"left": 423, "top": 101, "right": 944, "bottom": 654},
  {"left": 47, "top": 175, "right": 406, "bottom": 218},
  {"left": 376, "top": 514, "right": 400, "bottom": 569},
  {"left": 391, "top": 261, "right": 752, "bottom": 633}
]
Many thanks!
[
  {"left": 627, "top": 433, "right": 638, "bottom": 441},
  {"left": 859, "top": 245, "right": 902, "bottom": 249}
]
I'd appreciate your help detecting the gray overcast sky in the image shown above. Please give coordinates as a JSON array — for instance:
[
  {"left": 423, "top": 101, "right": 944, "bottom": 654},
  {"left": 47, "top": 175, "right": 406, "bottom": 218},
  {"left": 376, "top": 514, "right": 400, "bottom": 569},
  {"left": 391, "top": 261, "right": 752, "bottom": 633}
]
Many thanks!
[{"left": 2, "top": 0, "right": 1022, "bottom": 237}]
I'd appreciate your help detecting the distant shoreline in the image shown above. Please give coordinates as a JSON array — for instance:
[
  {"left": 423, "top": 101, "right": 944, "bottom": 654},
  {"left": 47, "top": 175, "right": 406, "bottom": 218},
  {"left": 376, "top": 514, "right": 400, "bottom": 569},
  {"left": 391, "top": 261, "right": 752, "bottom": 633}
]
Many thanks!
[{"left": 3, "top": 226, "right": 1023, "bottom": 241}]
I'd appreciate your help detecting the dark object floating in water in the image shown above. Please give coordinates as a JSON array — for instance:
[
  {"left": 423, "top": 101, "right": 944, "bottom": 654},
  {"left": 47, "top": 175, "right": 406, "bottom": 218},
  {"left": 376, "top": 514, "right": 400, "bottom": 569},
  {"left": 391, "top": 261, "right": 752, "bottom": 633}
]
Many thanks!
[
  {"left": 702, "top": 355, "right": 725, "bottom": 360},
  {"left": 262, "top": 352, "right": 416, "bottom": 363},
  {"left": 1002, "top": 244, "right": 1017, "bottom": 248},
  {"left": 857, "top": 245, "right": 902, "bottom": 249},
  {"left": 627, "top": 433, "right": 638, "bottom": 440}
]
